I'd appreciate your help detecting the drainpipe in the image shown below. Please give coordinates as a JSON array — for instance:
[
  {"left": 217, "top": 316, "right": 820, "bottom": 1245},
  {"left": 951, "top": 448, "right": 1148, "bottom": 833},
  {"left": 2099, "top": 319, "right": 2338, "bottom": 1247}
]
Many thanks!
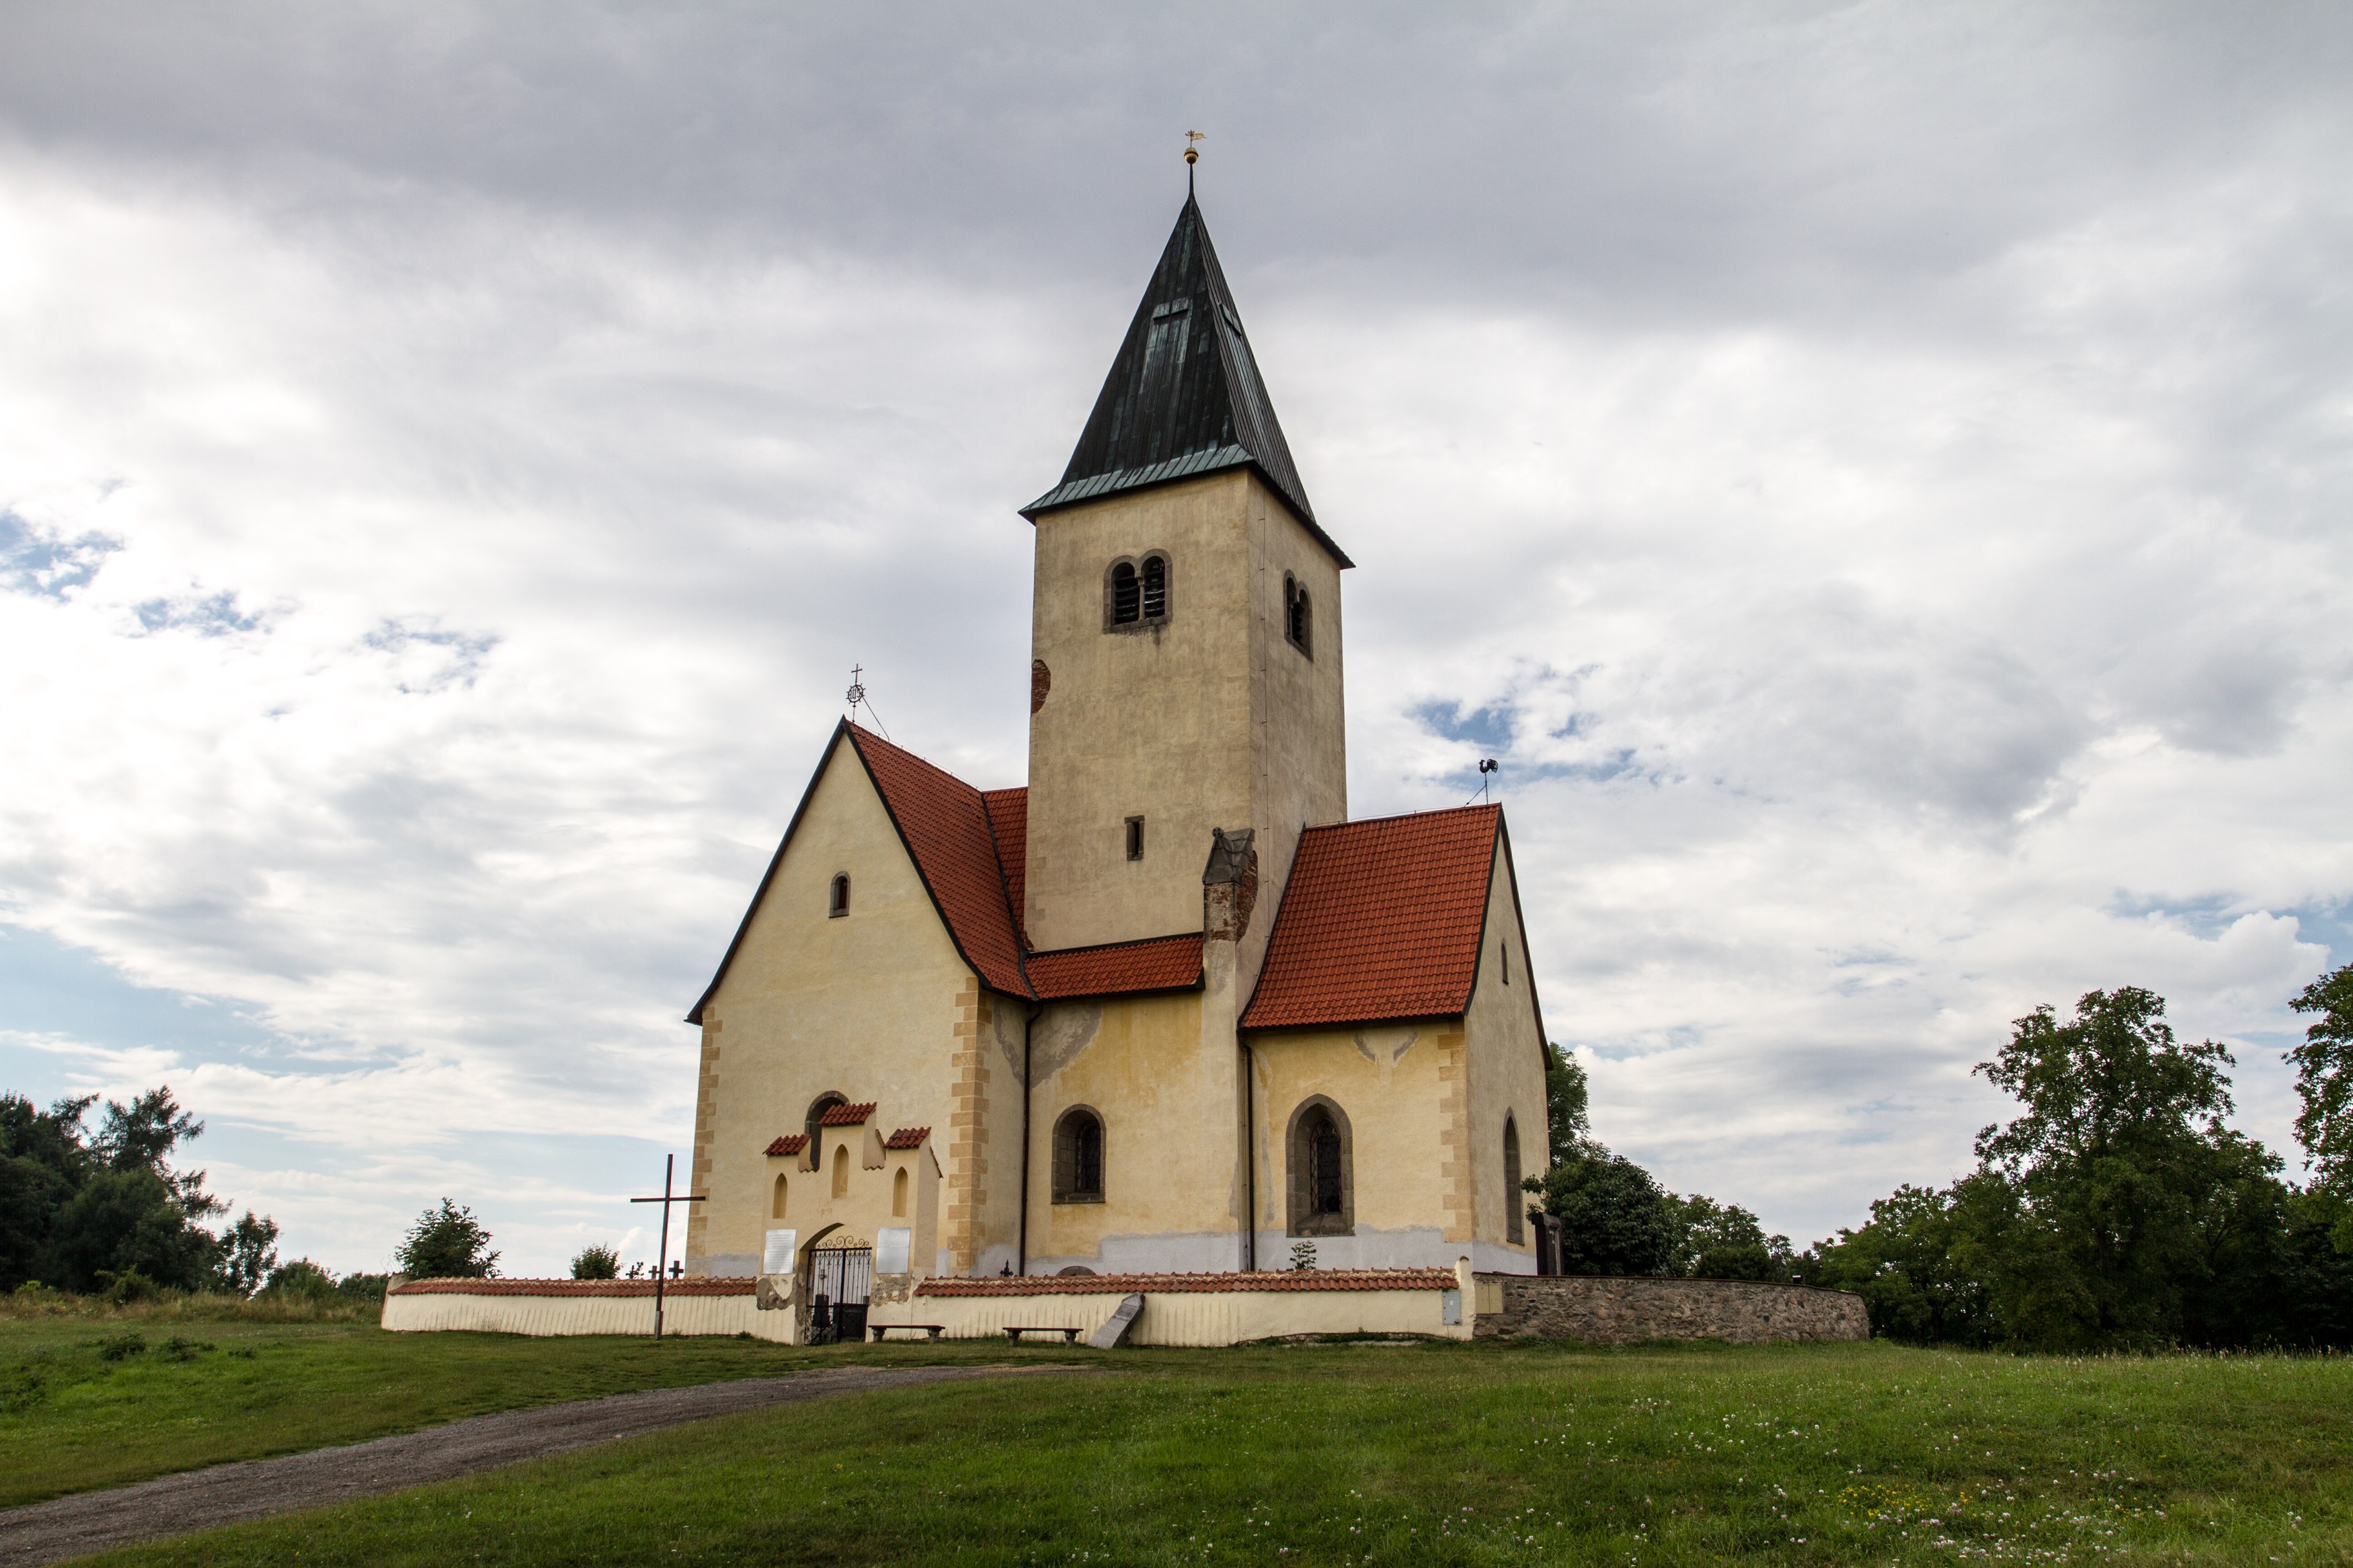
[
  {"left": 1016, "top": 1001, "right": 1037, "bottom": 1277},
  {"left": 1240, "top": 1040, "right": 1257, "bottom": 1272}
]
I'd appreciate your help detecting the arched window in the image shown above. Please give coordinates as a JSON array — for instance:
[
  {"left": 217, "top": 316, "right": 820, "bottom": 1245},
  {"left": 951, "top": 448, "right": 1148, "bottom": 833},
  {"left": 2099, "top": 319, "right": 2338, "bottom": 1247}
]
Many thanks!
[
  {"left": 772, "top": 1173, "right": 789, "bottom": 1219},
  {"left": 829, "top": 874, "right": 850, "bottom": 917},
  {"left": 831, "top": 1145, "right": 850, "bottom": 1198},
  {"left": 1284, "top": 573, "right": 1312, "bottom": 657},
  {"left": 1140, "top": 554, "right": 1168, "bottom": 621},
  {"left": 1111, "top": 562, "right": 1140, "bottom": 624},
  {"left": 1051, "top": 1107, "right": 1105, "bottom": 1203},
  {"left": 892, "top": 1167, "right": 909, "bottom": 1217},
  {"left": 805, "top": 1093, "right": 846, "bottom": 1172},
  {"left": 1503, "top": 1116, "right": 1525, "bottom": 1244},
  {"left": 1285, "top": 1098, "right": 1353, "bottom": 1237}
]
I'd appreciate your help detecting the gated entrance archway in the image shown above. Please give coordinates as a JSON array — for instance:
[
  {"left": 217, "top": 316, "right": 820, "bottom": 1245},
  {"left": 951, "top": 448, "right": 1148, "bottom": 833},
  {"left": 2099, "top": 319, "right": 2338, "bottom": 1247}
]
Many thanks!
[{"left": 806, "top": 1239, "right": 873, "bottom": 1344}]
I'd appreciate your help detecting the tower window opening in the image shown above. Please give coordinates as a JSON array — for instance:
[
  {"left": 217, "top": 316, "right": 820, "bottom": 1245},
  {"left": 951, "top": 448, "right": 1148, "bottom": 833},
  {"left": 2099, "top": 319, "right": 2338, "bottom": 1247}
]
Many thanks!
[
  {"left": 1111, "top": 562, "right": 1140, "bottom": 624},
  {"left": 1140, "top": 554, "right": 1168, "bottom": 620},
  {"left": 1504, "top": 1116, "right": 1525, "bottom": 1243},
  {"left": 828, "top": 874, "right": 850, "bottom": 918},
  {"left": 1125, "top": 816, "right": 1145, "bottom": 861},
  {"left": 1284, "top": 574, "right": 1313, "bottom": 657},
  {"left": 1052, "top": 1107, "right": 1106, "bottom": 1203},
  {"left": 1501, "top": 941, "right": 1510, "bottom": 985}
]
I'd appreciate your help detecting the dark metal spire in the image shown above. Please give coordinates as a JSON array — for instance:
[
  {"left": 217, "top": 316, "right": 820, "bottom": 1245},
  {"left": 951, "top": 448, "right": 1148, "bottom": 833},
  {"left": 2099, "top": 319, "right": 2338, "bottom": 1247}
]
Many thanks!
[{"left": 1023, "top": 194, "right": 1347, "bottom": 567}]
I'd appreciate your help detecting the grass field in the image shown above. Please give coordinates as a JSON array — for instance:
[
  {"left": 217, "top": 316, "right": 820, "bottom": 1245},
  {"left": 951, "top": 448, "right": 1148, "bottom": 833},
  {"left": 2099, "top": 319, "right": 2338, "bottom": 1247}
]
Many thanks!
[
  {"left": 0, "top": 1312, "right": 1079, "bottom": 1509},
  {"left": 9, "top": 1321, "right": 2345, "bottom": 1567}
]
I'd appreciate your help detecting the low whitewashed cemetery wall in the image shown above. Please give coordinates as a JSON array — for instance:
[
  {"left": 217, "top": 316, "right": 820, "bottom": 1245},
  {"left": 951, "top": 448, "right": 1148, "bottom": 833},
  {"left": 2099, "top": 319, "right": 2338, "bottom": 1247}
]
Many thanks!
[
  {"left": 1471, "top": 1274, "right": 1869, "bottom": 1345},
  {"left": 381, "top": 1278, "right": 786, "bottom": 1339},
  {"left": 881, "top": 1268, "right": 1470, "bottom": 1346}
]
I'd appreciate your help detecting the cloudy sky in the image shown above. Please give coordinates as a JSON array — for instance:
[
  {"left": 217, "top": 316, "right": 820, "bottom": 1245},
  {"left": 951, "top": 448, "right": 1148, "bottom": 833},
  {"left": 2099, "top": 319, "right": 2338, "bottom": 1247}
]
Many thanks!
[{"left": 3, "top": 3, "right": 2348, "bottom": 1276}]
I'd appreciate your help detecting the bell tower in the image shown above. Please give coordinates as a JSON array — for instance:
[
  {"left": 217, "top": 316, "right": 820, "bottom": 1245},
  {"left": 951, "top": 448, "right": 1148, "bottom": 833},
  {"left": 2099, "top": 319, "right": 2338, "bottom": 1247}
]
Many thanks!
[{"left": 1020, "top": 193, "right": 1349, "bottom": 989}]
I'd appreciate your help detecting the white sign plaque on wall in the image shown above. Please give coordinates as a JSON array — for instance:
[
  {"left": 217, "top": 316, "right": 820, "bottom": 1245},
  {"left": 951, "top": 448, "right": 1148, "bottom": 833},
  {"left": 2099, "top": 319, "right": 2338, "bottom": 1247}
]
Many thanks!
[
  {"left": 875, "top": 1227, "right": 912, "bottom": 1274},
  {"left": 762, "top": 1229, "right": 797, "bottom": 1276}
]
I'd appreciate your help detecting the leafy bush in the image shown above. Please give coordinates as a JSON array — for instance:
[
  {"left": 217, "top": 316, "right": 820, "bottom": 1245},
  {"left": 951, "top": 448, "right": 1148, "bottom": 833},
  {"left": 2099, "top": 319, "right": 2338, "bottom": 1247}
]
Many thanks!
[
  {"left": 570, "top": 1245, "right": 620, "bottom": 1280},
  {"left": 336, "top": 1272, "right": 389, "bottom": 1303},
  {"left": 96, "top": 1332, "right": 147, "bottom": 1362},
  {"left": 395, "top": 1199, "right": 499, "bottom": 1279},
  {"left": 262, "top": 1260, "right": 337, "bottom": 1301}
]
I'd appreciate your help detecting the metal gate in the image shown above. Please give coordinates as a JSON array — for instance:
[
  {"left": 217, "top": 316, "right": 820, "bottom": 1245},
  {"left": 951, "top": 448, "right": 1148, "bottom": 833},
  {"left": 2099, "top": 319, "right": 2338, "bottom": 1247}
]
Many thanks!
[{"left": 807, "top": 1245, "right": 873, "bottom": 1344}]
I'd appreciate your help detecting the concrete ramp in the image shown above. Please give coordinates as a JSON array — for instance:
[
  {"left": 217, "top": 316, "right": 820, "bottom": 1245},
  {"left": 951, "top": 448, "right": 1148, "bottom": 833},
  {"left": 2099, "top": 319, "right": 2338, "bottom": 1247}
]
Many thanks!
[{"left": 1088, "top": 1293, "right": 1144, "bottom": 1349}]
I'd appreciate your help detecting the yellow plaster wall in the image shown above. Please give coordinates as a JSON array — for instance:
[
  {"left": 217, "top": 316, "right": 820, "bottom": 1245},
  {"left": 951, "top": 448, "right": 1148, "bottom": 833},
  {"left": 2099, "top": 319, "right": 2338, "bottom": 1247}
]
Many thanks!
[
  {"left": 765, "top": 1134, "right": 942, "bottom": 1282},
  {"left": 1024, "top": 987, "right": 1257, "bottom": 1272},
  {"left": 1023, "top": 470, "right": 1345, "bottom": 961},
  {"left": 1460, "top": 839, "right": 1552, "bottom": 1271},
  {"left": 1240, "top": 1020, "right": 1455, "bottom": 1270},
  {"left": 687, "top": 738, "right": 980, "bottom": 1276}
]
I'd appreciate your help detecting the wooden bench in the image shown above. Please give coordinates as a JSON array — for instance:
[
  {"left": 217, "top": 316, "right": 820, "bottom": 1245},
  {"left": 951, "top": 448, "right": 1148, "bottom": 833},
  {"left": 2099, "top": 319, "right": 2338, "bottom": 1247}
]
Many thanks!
[
  {"left": 867, "top": 1324, "right": 947, "bottom": 1342},
  {"left": 1002, "top": 1325, "right": 1083, "bottom": 1344}
]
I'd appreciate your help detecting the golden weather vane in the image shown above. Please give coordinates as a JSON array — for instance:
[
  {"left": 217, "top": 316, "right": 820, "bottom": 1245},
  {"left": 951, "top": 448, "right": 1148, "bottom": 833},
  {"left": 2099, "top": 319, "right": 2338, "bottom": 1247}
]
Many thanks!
[{"left": 1185, "top": 130, "right": 1204, "bottom": 192}]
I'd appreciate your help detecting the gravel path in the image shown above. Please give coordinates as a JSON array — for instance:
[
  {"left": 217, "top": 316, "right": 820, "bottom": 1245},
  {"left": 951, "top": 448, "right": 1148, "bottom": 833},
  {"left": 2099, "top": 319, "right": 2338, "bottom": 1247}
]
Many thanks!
[{"left": 0, "top": 1363, "right": 1080, "bottom": 1566}]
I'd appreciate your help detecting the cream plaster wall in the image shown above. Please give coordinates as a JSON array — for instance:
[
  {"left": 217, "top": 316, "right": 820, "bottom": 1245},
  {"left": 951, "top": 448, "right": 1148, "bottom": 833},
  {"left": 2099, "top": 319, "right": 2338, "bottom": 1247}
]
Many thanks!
[
  {"left": 768, "top": 1132, "right": 941, "bottom": 1282},
  {"left": 1023, "top": 987, "right": 1261, "bottom": 1274},
  {"left": 1241, "top": 1020, "right": 1455, "bottom": 1270},
  {"left": 383, "top": 1290, "right": 787, "bottom": 1340},
  {"left": 687, "top": 738, "right": 978, "bottom": 1276},
  {"left": 1460, "top": 839, "right": 1551, "bottom": 1274},
  {"left": 1024, "top": 470, "right": 1345, "bottom": 967},
  {"left": 867, "top": 1285, "right": 1469, "bottom": 1346}
]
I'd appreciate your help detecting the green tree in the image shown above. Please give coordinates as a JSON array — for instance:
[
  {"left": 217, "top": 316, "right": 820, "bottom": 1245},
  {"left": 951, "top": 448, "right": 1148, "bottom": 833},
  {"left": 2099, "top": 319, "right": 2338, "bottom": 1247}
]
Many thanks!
[
  {"left": 217, "top": 1211, "right": 281, "bottom": 1295},
  {"left": 263, "top": 1258, "right": 338, "bottom": 1301},
  {"left": 1528, "top": 1149, "right": 1676, "bottom": 1275},
  {"left": 1802, "top": 1183, "right": 1995, "bottom": 1346},
  {"left": 1968, "top": 987, "right": 2248, "bottom": 1348},
  {"left": 2288, "top": 961, "right": 2353, "bottom": 1193},
  {"left": 0, "top": 1094, "right": 94, "bottom": 1290},
  {"left": 570, "top": 1244, "right": 620, "bottom": 1280},
  {"left": 397, "top": 1198, "right": 499, "bottom": 1279},
  {"left": 1543, "top": 1041, "right": 1591, "bottom": 1155},
  {"left": 1665, "top": 1193, "right": 1789, "bottom": 1280}
]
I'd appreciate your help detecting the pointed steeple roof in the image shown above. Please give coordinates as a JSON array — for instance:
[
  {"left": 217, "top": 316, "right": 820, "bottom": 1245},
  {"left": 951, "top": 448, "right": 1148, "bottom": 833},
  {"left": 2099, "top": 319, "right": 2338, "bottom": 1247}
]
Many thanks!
[{"left": 1024, "top": 195, "right": 1349, "bottom": 567}]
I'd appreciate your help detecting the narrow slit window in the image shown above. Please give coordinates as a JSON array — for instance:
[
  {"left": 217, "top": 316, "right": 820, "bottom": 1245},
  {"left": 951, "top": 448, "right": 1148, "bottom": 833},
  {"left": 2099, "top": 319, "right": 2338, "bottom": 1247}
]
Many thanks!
[
  {"left": 1141, "top": 555, "right": 1167, "bottom": 620},
  {"left": 828, "top": 874, "right": 850, "bottom": 918},
  {"left": 1501, "top": 941, "right": 1510, "bottom": 985},
  {"left": 1125, "top": 816, "right": 1144, "bottom": 861},
  {"left": 1111, "top": 562, "right": 1140, "bottom": 624}
]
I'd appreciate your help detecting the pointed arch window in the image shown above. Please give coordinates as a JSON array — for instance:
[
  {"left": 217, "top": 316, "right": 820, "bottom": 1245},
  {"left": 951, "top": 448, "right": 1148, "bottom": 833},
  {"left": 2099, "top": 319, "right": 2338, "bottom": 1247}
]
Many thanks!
[
  {"left": 1284, "top": 573, "right": 1313, "bottom": 657},
  {"left": 1052, "top": 1106, "right": 1105, "bottom": 1203},
  {"left": 1503, "top": 1116, "right": 1525, "bottom": 1244},
  {"left": 1285, "top": 1098, "right": 1353, "bottom": 1237}
]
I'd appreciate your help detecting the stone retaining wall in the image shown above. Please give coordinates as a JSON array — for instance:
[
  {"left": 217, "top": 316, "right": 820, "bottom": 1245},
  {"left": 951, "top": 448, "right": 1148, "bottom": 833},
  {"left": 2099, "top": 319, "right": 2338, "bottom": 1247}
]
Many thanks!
[{"left": 1472, "top": 1274, "right": 1868, "bottom": 1345}]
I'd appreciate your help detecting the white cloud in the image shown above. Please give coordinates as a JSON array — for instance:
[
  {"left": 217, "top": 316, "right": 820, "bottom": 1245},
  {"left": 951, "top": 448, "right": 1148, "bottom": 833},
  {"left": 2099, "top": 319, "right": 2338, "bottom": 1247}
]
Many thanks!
[{"left": 2, "top": 4, "right": 2350, "bottom": 1268}]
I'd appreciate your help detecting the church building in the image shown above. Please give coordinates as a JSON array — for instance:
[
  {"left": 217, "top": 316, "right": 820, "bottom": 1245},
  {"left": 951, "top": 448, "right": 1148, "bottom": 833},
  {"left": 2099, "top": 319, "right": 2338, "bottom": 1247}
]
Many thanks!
[{"left": 682, "top": 192, "right": 1552, "bottom": 1317}]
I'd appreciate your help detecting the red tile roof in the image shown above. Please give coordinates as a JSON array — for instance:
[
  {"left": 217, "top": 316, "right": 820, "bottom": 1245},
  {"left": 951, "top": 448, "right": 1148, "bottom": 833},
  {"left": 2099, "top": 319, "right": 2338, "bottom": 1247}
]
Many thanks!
[
  {"left": 817, "top": 1101, "right": 876, "bottom": 1128},
  {"left": 1027, "top": 932, "right": 1205, "bottom": 999},
  {"left": 1241, "top": 804, "right": 1502, "bottom": 1030},
  {"left": 918, "top": 1268, "right": 1458, "bottom": 1296},
  {"left": 883, "top": 1126, "right": 930, "bottom": 1149},
  {"left": 390, "top": 1278, "right": 754, "bottom": 1296},
  {"left": 848, "top": 727, "right": 1031, "bottom": 996},
  {"left": 982, "top": 787, "right": 1029, "bottom": 946},
  {"left": 763, "top": 1134, "right": 809, "bottom": 1157}
]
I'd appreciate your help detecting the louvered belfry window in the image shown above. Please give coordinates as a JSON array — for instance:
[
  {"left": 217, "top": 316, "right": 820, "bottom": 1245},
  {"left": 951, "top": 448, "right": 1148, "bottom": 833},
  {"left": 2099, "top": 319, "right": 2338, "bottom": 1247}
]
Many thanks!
[
  {"left": 1112, "top": 562, "right": 1141, "bottom": 624},
  {"left": 1141, "top": 555, "right": 1167, "bottom": 620}
]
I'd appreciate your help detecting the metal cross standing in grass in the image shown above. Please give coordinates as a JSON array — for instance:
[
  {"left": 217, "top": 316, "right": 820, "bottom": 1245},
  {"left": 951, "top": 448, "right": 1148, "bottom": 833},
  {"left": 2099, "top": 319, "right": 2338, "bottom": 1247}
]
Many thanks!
[{"left": 629, "top": 1153, "right": 706, "bottom": 1340}]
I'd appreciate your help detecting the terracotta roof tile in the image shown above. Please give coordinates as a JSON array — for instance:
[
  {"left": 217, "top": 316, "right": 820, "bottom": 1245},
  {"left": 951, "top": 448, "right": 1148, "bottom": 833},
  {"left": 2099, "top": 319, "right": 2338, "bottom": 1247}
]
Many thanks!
[
  {"left": 848, "top": 727, "right": 1031, "bottom": 997},
  {"left": 817, "top": 1101, "right": 876, "bottom": 1128},
  {"left": 883, "top": 1126, "right": 930, "bottom": 1149},
  {"left": 389, "top": 1278, "right": 754, "bottom": 1297},
  {"left": 982, "top": 787, "right": 1029, "bottom": 947},
  {"left": 764, "top": 1134, "right": 809, "bottom": 1157},
  {"left": 1241, "top": 805, "right": 1501, "bottom": 1030},
  {"left": 918, "top": 1268, "right": 1456, "bottom": 1296},
  {"left": 1027, "top": 932, "right": 1204, "bottom": 999}
]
